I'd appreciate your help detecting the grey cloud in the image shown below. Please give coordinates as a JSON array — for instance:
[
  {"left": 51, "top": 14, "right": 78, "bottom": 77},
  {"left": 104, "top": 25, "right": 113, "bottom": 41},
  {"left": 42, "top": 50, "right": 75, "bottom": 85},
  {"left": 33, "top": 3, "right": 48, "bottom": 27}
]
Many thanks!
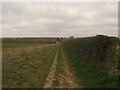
[{"left": 2, "top": 2, "right": 118, "bottom": 37}]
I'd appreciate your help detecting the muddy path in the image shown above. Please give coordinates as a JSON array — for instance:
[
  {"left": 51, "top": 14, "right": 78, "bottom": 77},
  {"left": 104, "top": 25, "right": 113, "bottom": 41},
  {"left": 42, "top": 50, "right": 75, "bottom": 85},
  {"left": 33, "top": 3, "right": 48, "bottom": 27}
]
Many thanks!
[{"left": 44, "top": 45, "right": 80, "bottom": 88}]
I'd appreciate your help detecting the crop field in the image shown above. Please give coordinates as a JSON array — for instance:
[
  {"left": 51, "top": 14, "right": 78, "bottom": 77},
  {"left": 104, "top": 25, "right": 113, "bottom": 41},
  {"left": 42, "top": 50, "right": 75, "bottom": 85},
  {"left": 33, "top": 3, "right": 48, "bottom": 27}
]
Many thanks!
[
  {"left": 2, "top": 43, "right": 46, "bottom": 48},
  {"left": 2, "top": 35, "right": 120, "bottom": 88},
  {"left": 2, "top": 43, "right": 58, "bottom": 88}
]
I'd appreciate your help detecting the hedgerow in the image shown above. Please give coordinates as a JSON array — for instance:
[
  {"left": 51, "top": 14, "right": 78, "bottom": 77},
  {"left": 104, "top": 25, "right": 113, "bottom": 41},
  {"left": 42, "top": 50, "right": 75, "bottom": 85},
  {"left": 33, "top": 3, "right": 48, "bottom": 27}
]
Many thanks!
[{"left": 63, "top": 35, "right": 118, "bottom": 66}]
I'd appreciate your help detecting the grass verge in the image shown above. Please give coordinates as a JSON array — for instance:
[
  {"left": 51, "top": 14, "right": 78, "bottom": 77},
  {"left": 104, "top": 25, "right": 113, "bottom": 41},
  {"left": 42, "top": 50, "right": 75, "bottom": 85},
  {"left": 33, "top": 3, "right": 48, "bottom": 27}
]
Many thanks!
[{"left": 63, "top": 45, "right": 119, "bottom": 88}]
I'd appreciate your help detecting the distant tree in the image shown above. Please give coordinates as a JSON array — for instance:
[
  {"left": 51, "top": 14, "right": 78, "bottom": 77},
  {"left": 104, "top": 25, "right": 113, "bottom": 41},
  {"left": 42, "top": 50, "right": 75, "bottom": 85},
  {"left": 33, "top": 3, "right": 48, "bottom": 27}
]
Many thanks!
[
  {"left": 57, "top": 37, "right": 59, "bottom": 41},
  {"left": 59, "top": 37, "right": 63, "bottom": 42},
  {"left": 69, "top": 36, "right": 74, "bottom": 39}
]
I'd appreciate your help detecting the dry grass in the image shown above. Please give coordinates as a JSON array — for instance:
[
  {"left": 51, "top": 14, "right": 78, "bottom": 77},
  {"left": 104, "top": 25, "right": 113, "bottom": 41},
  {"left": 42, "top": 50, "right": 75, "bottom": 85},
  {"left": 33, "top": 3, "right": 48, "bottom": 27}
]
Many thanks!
[{"left": 2, "top": 44, "right": 58, "bottom": 88}]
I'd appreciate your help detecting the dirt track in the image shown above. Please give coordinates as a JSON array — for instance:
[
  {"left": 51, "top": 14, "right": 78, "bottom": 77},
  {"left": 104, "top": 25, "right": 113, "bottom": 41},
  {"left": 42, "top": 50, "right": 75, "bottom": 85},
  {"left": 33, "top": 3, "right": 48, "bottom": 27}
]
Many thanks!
[
  {"left": 44, "top": 46, "right": 80, "bottom": 88},
  {"left": 43, "top": 51, "right": 58, "bottom": 88}
]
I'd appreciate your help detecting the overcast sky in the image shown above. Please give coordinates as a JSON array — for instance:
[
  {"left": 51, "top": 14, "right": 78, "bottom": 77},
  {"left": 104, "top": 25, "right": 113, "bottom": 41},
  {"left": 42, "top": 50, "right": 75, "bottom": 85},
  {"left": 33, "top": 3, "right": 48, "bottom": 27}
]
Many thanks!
[{"left": 2, "top": 2, "right": 118, "bottom": 37}]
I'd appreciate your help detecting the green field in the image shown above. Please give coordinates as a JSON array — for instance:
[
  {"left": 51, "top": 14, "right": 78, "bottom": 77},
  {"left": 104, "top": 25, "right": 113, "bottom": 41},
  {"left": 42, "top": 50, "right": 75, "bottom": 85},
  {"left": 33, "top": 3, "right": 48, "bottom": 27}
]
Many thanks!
[
  {"left": 2, "top": 43, "right": 58, "bottom": 88},
  {"left": 2, "top": 43, "right": 45, "bottom": 48}
]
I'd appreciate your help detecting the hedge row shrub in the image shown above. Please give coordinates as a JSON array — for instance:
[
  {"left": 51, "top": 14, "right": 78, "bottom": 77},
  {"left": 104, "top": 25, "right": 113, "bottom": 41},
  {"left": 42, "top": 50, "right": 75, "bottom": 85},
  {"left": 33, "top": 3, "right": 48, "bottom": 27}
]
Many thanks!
[{"left": 63, "top": 35, "right": 118, "bottom": 64}]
